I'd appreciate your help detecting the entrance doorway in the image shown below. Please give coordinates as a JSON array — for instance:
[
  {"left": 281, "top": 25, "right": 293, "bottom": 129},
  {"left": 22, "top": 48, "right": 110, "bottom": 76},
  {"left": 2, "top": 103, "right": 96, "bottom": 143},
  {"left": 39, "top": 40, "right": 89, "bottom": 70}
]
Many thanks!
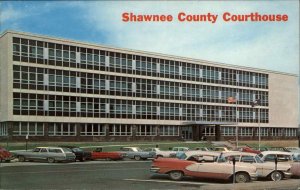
[{"left": 181, "top": 126, "right": 193, "bottom": 140}]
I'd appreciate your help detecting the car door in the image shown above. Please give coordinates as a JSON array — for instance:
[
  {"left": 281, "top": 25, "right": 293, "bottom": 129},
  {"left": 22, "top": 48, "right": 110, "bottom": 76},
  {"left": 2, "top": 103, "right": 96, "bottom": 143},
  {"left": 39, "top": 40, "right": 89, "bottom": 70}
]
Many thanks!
[
  {"left": 38, "top": 148, "right": 48, "bottom": 161},
  {"left": 29, "top": 148, "right": 42, "bottom": 160}
]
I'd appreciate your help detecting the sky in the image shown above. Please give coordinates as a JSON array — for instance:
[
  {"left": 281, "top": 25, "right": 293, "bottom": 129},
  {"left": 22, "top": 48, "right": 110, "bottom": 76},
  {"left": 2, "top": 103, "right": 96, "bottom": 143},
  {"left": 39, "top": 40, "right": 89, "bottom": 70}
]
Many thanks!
[{"left": 0, "top": 1, "right": 299, "bottom": 75}]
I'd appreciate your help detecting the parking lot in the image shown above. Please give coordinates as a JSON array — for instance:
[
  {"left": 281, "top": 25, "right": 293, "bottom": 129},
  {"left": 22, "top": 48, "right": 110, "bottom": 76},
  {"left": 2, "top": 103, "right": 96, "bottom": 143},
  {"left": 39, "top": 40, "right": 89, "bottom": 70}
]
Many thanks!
[{"left": 1, "top": 160, "right": 300, "bottom": 190}]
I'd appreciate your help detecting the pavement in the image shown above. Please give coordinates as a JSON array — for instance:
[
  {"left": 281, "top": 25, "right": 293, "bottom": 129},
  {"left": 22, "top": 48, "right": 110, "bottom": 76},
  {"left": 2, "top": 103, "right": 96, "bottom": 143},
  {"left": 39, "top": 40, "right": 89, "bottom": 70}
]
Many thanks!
[{"left": 200, "top": 179, "right": 300, "bottom": 190}]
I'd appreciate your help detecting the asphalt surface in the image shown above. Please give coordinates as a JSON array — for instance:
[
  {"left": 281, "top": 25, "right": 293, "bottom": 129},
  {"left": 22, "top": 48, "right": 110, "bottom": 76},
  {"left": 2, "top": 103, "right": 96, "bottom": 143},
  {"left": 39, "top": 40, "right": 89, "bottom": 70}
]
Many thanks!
[{"left": 0, "top": 160, "right": 300, "bottom": 190}]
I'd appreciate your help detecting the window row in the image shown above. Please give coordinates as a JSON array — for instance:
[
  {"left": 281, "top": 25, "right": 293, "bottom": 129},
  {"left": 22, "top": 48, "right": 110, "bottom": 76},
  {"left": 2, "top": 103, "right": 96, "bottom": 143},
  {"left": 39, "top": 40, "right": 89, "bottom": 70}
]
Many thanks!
[
  {"left": 220, "top": 127, "right": 298, "bottom": 137},
  {"left": 10, "top": 122, "right": 179, "bottom": 137},
  {"left": 13, "top": 37, "right": 268, "bottom": 88},
  {"left": 13, "top": 65, "right": 269, "bottom": 105},
  {"left": 12, "top": 93, "right": 269, "bottom": 123}
]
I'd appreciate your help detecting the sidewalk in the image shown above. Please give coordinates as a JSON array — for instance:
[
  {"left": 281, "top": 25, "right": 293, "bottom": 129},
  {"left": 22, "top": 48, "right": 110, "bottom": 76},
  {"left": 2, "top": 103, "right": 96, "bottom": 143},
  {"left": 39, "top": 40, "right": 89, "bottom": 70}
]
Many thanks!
[{"left": 200, "top": 179, "right": 300, "bottom": 190}]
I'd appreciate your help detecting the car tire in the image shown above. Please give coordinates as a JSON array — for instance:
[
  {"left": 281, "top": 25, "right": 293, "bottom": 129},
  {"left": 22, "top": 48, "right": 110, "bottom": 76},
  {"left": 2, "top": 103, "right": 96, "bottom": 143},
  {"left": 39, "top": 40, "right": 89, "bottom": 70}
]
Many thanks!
[
  {"left": 156, "top": 155, "right": 163, "bottom": 158},
  {"left": 169, "top": 171, "right": 183, "bottom": 181},
  {"left": 270, "top": 171, "right": 283, "bottom": 181},
  {"left": 47, "top": 157, "right": 55, "bottom": 163},
  {"left": 80, "top": 157, "right": 86, "bottom": 162},
  {"left": 235, "top": 172, "right": 250, "bottom": 183},
  {"left": 18, "top": 156, "right": 25, "bottom": 162},
  {"left": 134, "top": 156, "right": 141, "bottom": 161}
]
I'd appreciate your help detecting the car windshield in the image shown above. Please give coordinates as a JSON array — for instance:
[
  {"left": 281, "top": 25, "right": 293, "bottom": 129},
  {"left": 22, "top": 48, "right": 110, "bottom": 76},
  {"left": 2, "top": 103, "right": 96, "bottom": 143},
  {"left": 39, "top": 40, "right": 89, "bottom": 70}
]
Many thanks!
[
  {"left": 72, "top": 148, "right": 83, "bottom": 152},
  {"left": 255, "top": 155, "right": 264, "bottom": 163},
  {"left": 178, "top": 153, "right": 187, "bottom": 160},
  {"left": 292, "top": 154, "right": 300, "bottom": 161}
]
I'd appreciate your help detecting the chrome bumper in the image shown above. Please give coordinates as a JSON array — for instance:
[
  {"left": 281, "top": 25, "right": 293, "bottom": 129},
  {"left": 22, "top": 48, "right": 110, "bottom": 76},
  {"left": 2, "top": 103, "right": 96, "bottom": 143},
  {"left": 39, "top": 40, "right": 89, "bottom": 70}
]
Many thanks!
[{"left": 150, "top": 167, "right": 160, "bottom": 173}]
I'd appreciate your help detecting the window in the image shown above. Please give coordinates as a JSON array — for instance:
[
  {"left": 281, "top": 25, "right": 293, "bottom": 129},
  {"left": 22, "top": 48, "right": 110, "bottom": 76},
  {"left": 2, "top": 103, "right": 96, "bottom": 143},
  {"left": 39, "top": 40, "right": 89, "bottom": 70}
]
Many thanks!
[
  {"left": 159, "top": 126, "right": 179, "bottom": 136},
  {"left": 12, "top": 122, "right": 44, "bottom": 136},
  {"left": 240, "top": 127, "right": 253, "bottom": 136},
  {"left": 0, "top": 123, "right": 8, "bottom": 136},
  {"left": 80, "top": 124, "right": 106, "bottom": 136},
  {"left": 48, "top": 123, "right": 76, "bottom": 136},
  {"left": 136, "top": 125, "right": 157, "bottom": 136},
  {"left": 109, "top": 124, "right": 132, "bottom": 136}
]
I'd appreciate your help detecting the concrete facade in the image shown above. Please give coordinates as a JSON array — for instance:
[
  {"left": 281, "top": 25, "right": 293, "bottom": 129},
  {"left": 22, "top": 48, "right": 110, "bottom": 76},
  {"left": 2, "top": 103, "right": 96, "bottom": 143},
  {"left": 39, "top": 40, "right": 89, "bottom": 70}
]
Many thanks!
[{"left": 0, "top": 30, "right": 299, "bottom": 142}]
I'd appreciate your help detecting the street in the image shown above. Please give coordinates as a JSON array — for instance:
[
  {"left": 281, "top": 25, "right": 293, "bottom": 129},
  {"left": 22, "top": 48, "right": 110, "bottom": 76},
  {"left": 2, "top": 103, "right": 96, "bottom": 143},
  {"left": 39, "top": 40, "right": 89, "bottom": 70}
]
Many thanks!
[
  {"left": 0, "top": 161, "right": 210, "bottom": 190},
  {"left": 0, "top": 161, "right": 300, "bottom": 190}
]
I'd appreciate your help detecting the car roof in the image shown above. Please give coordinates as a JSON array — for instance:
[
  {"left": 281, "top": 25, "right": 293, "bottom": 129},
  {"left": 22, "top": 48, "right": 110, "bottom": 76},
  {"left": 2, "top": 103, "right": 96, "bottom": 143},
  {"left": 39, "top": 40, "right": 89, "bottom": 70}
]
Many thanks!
[
  {"left": 260, "top": 151, "right": 293, "bottom": 155},
  {"left": 184, "top": 151, "right": 220, "bottom": 157},
  {"left": 222, "top": 152, "right": 258, "bottom": 157}
]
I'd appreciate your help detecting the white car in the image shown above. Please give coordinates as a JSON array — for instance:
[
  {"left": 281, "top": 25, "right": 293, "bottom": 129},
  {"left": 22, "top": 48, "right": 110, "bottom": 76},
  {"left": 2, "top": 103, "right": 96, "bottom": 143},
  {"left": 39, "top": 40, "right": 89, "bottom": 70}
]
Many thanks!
[
  {"left": 143, "top": 148, "right": 176, "bottom": 158},
  {"left": 259, "top": 151, "right": 300, "bottom": 177},
  {"left": 284, "top": 147, "right": 300, "bottom": 153},
  {"left": 221, "top": 152, "right": 292, "bottom": 181}
]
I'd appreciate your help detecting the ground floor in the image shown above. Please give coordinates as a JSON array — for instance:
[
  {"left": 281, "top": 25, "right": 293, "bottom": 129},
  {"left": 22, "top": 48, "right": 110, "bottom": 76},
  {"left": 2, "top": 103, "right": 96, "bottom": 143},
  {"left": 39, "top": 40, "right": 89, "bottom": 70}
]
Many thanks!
[{"left": 0, "top": 121, "right": 298, "bottom": 142}]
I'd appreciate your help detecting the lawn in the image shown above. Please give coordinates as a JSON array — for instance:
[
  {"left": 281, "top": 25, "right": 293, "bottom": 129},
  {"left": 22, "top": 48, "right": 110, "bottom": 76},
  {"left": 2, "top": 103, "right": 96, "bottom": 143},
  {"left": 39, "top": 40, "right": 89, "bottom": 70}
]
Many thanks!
[{"left": 1, "top": 140, "right": 298, "bottom": 151}]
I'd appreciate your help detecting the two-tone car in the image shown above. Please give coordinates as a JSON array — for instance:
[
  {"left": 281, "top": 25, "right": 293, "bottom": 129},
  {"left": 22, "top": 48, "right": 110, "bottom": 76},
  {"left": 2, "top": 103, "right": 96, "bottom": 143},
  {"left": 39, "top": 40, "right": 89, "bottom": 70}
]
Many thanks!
[
  {"left": 220, "top": 152, "right": 292, "bottom": 181},
  {"left": 13, "top": 147, "right": 76, "bottom": 163},
  {"left": 258, "top": 151, "right": 300, "bottom": 177},
  {"left": 151, "top": 151, "right": 258, "bottom": 183}
]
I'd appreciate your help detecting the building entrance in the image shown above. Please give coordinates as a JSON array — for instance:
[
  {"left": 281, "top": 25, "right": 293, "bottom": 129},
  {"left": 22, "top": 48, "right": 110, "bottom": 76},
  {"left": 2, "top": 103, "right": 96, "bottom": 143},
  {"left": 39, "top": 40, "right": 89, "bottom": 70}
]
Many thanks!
[{"left": 181, "top": 126, "right": 193, "bottom": 140}]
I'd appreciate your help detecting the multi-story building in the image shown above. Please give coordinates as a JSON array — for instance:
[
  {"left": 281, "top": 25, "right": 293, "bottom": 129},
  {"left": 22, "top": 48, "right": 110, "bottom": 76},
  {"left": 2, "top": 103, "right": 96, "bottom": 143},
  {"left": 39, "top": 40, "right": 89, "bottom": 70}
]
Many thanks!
[{"left": 0, "top": 30, "right": 298, "bottom": 142}]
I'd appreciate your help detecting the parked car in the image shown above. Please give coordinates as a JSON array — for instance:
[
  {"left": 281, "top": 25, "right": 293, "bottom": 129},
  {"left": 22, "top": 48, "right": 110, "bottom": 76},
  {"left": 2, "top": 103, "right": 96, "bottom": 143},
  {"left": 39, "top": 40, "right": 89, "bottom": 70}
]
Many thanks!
[
  {"left": 13, "top": 147, "right": 76, "bottom": 163},
  {"left": 120, "top": 147, "right": 155, "bottom": 160},
  {"left": 284, "top": 147, "right": 300, "bottom": 153},
  {"left": 267, "top": 147, "right": 290, "bottom": 152},
  {"left": 259, "top": 151, "right": 300, "bottom": 177},
  {"left": 194, "top": 147, "right": 214, "bottom": 151},
  {"left": 234, "top": 146, "right": 261, "bottom": 154},
  {"left": 168, "top": 147, "right": 189, "bottom": 158},
  {"left": 91, "top": 147, "right": 124, "bottom": 161},
  {"left": 220, "top": 152, "right": 292, "bottom": 181},
  {"left": 0, "top": 147, "right": 14, "bottom": 162},
  {"left": 213, "top": 147, "right": 232, "bottom": 152},
  {"left": 143, "top": 148, "right": 175, "bottom": 158},
  {"left": 151, "top": 151, "right": 257, "bottom": 183},
  {"left": 60, "top": 146, "right": 91, "bottom": 162}
]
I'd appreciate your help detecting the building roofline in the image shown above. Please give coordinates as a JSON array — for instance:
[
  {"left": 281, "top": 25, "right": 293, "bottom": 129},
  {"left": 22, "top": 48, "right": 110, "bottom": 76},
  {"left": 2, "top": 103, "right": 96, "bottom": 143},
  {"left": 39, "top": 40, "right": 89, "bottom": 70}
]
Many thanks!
[{"left": 1, "top": 30, "right": 298, "bottom": 77}]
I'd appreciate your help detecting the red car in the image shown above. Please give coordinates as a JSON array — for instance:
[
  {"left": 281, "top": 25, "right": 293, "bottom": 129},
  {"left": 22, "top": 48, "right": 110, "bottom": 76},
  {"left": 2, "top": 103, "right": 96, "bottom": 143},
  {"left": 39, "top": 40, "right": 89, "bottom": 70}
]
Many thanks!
[
  {"left": 0, "top": 147, "right": 13, "bottom": 162},
  {"left": 91, "top": 148, "right": 124, "bottom": 161},
  {"left": 235, "top": 146, "right": 261, "bottom": 154}
]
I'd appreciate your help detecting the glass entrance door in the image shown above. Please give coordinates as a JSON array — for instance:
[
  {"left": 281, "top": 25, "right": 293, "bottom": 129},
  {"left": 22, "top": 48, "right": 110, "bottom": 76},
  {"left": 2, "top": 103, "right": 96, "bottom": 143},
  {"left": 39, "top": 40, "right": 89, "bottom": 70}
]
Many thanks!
[{"left": 181, "top": 126, "right": 193, "bottom": 140}]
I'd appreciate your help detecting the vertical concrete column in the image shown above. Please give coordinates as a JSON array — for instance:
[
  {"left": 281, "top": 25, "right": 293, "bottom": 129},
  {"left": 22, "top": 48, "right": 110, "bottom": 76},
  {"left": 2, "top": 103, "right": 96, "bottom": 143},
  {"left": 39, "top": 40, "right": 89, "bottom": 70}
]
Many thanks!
[
  {"left": 215, "top": 125, "right": 221, "bottom": 141},
  {"left": 76, "top": 123, "right": 81, "bottom": 137},
  {"left": 156, "top": 125, "right": 160, "bottom": 137},
  {"left": 7, "top": 121, "right": 13, "bottom": 142},
  {"left": 199, "top": 125, "right": 203, "bottom": 140},
  {"left": 193, "top": 125, "right": 200, "bottom": 141},
  {"left": 44, "top": 123, "right": 49, "bottom": 137},
  {"left": 105, "top": 124, "right": 110, "bottom": 137},
  {"left": 132, "top": 125, "right": 137, "bottom": 137}
]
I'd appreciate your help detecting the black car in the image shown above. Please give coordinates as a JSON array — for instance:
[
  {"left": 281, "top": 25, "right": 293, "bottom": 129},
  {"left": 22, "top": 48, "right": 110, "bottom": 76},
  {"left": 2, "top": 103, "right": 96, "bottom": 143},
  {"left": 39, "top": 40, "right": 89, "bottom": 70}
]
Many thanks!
[{"left": 61, "top": 146, "right": 91, "bottom": 162}]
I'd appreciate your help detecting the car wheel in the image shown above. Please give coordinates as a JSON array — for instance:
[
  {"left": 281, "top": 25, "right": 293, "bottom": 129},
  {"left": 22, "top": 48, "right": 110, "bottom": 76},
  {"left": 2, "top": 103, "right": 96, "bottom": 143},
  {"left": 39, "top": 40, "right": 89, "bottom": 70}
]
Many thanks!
[
  {"left": 235, "top": 172, "right": 250, "bottom": 183},
  {"left": 80, "top": 157, "right": 86, "bottom": 162},
  {"left": 169, "top": 171, "right": 183, "bottom": 181},
  {"left": 18, "top": 156, "right": 25, "bottom": 162},
  {"left": 134, "top": 156, "right": 141, "bottom": 161},
  {"left": 270, "top": 171, "right": 283, "bottom": 181},
  {"left": 156, "top": 155, "right": 163, "bottom": 158},
  {"left": 47, "top": 157, "right": 55, "bottom": 163}
]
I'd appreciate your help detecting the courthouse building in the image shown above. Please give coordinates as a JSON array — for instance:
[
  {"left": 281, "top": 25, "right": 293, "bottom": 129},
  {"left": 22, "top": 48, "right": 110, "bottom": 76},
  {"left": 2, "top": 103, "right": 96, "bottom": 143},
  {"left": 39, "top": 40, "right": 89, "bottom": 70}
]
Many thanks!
[{"left": 0, "top": 31, "right": 298, "bottom": 142}]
